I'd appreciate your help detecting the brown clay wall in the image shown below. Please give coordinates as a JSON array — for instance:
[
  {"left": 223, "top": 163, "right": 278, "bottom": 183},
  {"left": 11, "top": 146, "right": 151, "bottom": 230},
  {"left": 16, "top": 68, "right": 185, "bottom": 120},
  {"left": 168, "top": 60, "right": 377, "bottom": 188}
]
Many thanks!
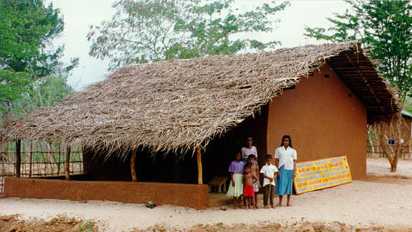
[
  {"left": 4, "top": 177, "right": 209, "bottom": 209},
  {"left": 266, "top": 64, "right": 367, "bottom": 179}
]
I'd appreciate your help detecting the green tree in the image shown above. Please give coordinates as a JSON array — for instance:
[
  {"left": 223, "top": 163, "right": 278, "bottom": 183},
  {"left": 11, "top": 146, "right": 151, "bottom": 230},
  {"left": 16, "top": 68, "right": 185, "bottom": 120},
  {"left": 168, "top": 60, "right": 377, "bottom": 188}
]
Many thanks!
[
  {"left": 0, "top": 70, "right": 31, "bottom": 120},
  {"left": 305, "top": 0, "right": 412, "bottom": 103},
  {"left": 0, "top": 0, "right": 77, "bottom": 121},
  {"left": 88, "top": 0, "right": 289, "bottom": 69},
  {"left": 12, "top": 75, "right": 73, "bottom": 118}
]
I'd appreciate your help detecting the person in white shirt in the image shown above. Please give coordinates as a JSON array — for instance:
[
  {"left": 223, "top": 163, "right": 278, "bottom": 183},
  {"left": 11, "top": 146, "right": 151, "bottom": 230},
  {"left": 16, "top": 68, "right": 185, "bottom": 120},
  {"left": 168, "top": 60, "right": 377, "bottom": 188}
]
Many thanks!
[
  {"left": 241, "top": 137, "right": 258, "bottom": 160},
  {"left": 260, "top": 155, "right": 278, "bottom": 208},
  {"left": 274, "top": 135, "right": 297, "bottom": 207}
]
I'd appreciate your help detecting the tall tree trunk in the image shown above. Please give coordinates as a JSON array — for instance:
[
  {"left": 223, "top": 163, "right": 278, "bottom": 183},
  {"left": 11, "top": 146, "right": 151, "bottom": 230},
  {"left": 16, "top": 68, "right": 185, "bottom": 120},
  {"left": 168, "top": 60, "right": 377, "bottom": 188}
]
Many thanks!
[{"left": 390, "top": 155, "right": 398, "bottom": 172}]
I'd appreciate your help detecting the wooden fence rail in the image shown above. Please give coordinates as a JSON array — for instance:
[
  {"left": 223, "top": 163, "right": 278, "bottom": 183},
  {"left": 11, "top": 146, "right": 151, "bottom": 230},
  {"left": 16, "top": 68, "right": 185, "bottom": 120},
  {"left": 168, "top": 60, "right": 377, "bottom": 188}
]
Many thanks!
[
  {"left": 367, "top": 145, "right": 412, "bottom": 159},
  {"left": 0, "top": 177, "right": 4, "bottom": 194},
  {"left": 0, "top": 141, "right": 84, "bottom": 179}
]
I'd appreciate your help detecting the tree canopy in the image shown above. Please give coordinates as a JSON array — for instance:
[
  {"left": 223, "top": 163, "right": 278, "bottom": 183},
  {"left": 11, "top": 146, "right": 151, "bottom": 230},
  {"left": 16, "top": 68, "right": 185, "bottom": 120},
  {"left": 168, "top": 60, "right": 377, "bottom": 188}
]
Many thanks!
[
  {"left": 305, "top": 0, "right": 412, "bottom": 103},
  {"left": 0, "top": 0, "right": 77, "bottom": 121},
  {"left": 88, "top": 0, "right": 289, "bottom": 69}
]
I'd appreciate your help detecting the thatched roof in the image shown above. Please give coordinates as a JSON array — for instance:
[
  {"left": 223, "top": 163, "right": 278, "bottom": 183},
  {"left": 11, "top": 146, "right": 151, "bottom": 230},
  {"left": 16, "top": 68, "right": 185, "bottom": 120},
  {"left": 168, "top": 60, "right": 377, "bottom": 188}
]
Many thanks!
[{"left": 2, "top": 43, "right": 399, "bottom": 152}]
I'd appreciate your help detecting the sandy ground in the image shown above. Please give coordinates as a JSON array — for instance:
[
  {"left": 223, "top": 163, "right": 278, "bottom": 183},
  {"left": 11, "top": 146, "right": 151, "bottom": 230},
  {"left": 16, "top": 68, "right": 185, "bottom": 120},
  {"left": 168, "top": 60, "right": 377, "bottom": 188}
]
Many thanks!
[
  {"left": 1, "top": 217, "right": 405, "bottom": 232},
  {"left": 0, "top": 215, "right": 97, "bottom": 232},
  {"left": 1, "top": 179, "right": 412, "bottom": 231},
  {"left": 133, "top": 222, "right": 412, "bottom": 232},
  {"left": 367, "top": 158, "right": 412, "bottom": 177}
]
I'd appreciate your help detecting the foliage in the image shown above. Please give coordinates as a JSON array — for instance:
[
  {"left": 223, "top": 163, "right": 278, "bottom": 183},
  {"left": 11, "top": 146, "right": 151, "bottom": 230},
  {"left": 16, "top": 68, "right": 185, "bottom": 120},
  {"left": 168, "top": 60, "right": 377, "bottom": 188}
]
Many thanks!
[
  {"left": 305, "top": 0, "right": 412, "bottom": 103},
  {"left": 88, "top": 0, "right": 289, "bottom": 69},
  {"left": 0, "top": 0, "right": 77, "bottom": 121},
  {"left": 0, "top": 70, "right": 31, "bottom": 113},
  {"left": 11, "top": 75, "right": 73, "bottom": 118},
  {"left": 404, "top": 97, "right": 412, "bottom": 112}
]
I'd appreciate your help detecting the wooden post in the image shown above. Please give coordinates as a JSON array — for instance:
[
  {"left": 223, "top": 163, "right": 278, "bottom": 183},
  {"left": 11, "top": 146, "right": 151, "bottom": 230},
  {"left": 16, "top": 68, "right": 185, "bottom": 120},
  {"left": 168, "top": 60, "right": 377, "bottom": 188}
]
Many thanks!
[
  {"left": 57, "top": 143, "right": 61, "bottom": 175},
  {"left": 196, "top": 146, "right": 203, "bottom": 185},
  {"left": 130, "top": 146, "right": 137, "bottom": 182},
  {"left": 81, "top": 146, "right": 87, "bottom": 175},
  {"left": 0, "top": 142, "right": 4, "bottom": 176},
  {"left": 28, "top": 141, "right": 33, "bottom": 178},
  {"left": 15, "top": 140, "right": 21, "bottom": 178},
  {"left": 65, "top": 145, "right": 71, "bottom": 180}
]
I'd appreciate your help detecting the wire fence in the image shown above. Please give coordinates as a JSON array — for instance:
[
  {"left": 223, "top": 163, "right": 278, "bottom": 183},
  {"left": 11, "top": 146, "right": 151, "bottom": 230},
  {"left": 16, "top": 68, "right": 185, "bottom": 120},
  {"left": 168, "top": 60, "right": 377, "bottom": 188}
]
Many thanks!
[
  {"left": 0, "top": 177, "right": 4, "bottom": 194},
  {"left": 367, "top": 145, "right": 412, "bottom": 159},
  {"left": 0, "top": 141, "right": 84, "bottom": 193}
]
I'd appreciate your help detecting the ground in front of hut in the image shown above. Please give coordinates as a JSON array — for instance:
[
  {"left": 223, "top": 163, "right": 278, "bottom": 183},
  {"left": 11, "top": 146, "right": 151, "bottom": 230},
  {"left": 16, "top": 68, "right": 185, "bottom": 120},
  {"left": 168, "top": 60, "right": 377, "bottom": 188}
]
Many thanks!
[
  {"left": 0, "top": 215, "right": 97, "bottom": 232},
  {"left": 1, "top": 217, "right": 412, "bottom": 232},
  {"left": 1, "top": 158, "right": 412, "bottom": 232}
]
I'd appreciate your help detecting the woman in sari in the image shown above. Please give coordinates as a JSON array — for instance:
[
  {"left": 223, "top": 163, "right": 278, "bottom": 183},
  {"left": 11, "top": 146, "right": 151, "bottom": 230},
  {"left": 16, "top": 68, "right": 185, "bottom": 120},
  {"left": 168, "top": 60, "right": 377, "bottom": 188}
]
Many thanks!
[{"left": 274, "top": 135, "right": 297, "bottom": 207}]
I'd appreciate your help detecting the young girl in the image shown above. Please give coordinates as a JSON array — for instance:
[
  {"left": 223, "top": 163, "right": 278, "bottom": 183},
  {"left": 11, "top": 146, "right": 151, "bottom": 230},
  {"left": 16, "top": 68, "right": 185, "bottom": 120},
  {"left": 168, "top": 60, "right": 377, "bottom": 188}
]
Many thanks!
[
  {"left": 248, "top": 154, "right": 260, "bottom": 208},
  {"left": 226, "top": 152, "right": 245, "bottom": 207},
  {"left": 243, "top": 165, "right": 255, "bottom": 209}
]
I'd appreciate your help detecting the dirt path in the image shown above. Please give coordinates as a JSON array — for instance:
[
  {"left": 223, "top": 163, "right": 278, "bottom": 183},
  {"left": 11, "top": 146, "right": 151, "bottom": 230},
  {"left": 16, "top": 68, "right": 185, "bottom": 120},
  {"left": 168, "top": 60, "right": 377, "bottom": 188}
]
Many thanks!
[
  {"left": 133, "top": 222, "right": 412, "bottom": 232},
  {"left": 367, "top": 158, "right": 412, "bottom": 178}
]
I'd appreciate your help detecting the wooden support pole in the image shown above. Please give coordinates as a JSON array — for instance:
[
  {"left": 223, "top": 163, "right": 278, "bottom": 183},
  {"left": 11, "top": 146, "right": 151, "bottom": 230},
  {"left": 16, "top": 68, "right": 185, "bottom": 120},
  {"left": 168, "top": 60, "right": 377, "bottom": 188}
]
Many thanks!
[
  {"left": 65, "top": 145, "right": 71, "bottom": 180},
  {"left": 28, "top": 141, "right": 33, "bottom": 178},
  {"left": 130, "top": 146, "right": 137, "bottom": 182},
  {"left": 0, "top": 142, "right": 4, "bottom": 176},
  {"left": 57, "top": 143, "right": 61, "bottom": 175},
  {"left": 15, "top": 140, "right": 21, "bottom": 178},
  {"left": 81, "top": 146, "right": 86, "bottom": 175},
  {"left": 196, "top": 146, "right": 203, "bottom": 185}
]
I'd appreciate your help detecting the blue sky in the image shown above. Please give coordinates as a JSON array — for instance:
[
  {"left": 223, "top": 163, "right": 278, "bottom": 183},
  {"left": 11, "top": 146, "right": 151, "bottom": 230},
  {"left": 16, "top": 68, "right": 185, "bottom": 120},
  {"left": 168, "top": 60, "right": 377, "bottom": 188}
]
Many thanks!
[{"left": 51, "top": 0, "right": 348, "bottom": 90}]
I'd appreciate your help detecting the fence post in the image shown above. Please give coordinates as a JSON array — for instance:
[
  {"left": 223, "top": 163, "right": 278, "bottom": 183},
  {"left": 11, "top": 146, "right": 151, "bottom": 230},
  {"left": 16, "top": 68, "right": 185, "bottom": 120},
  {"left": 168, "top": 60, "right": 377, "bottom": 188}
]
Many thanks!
[
  {"left": 65, "top": 145, "right": 71, "bottom": 180},
  {"left": 28, "top": 141, "right": 33, "bottom": 178},
  {"left": 57, "top": 143, "right": 61, "bottom": 175},
  {"left": 0, "top": 142, "right": 4, "bottom": 176},
  {"left": 15, "top": 140, "right": 21, "bottom": 178}
]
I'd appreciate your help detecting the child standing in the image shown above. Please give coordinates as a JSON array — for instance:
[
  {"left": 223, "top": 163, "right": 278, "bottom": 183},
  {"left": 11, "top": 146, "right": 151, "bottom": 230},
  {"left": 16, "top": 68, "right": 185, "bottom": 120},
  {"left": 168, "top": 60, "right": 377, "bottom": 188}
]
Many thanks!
[
  {"left": 260, "top": 155, "right": 278, "bottom": 208},
  {"left": 248, "top": 154, "right": 260, "bottom": 208},
  {"left": 243, "top": 165, "right": 255, "bottom": 209},
  {"left": 227, "top": 152, "right": 245, "bottom": 207}
]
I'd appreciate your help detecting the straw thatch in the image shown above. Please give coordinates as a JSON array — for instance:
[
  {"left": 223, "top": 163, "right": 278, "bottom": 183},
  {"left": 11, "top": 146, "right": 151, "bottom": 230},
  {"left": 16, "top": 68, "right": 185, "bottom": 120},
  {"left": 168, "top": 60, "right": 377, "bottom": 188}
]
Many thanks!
[{"left": 2, "top": 43, "right": 399, "bottom": 152}]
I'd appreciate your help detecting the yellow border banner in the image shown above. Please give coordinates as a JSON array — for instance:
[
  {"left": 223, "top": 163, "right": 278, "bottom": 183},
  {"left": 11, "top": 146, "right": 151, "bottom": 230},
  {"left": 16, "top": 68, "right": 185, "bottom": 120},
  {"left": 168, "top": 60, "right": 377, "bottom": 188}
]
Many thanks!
[{"left": 294, "top": 156, "right": 352, "bottom": 194}]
